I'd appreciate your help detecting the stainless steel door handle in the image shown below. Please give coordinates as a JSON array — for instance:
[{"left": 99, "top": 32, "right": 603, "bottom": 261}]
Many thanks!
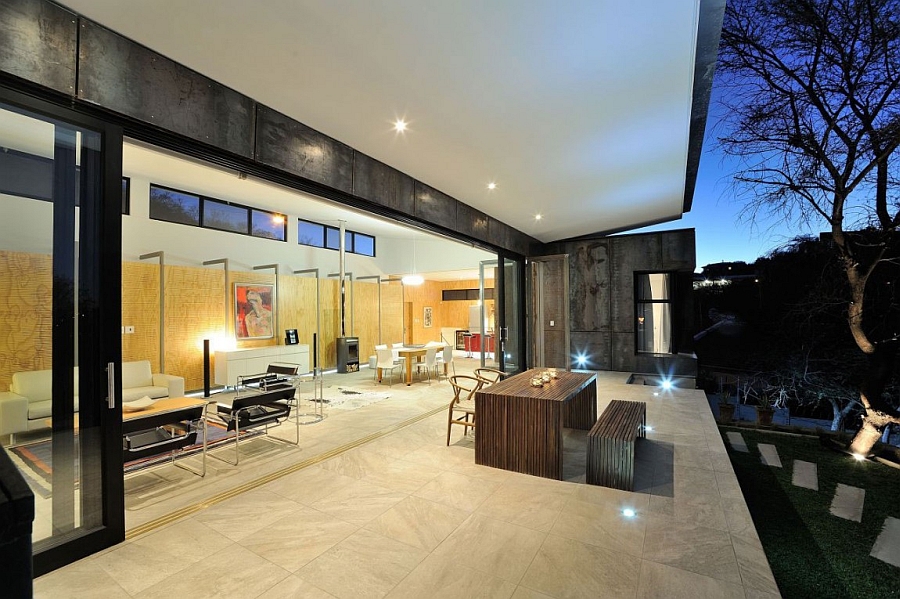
[{"left": 106, "top": 362, "right": 115, "bottom": 409}]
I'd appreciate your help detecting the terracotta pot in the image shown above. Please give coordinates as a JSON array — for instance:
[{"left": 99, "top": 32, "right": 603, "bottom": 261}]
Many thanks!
[
  {"left": 757, "top": 407, "right": 775, "bottom": 426},
  {"left": 718, "top": 403, "right": 736, "bottom": 423}
]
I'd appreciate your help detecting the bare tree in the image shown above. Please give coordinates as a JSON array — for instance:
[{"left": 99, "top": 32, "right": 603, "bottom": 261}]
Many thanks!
[{"left": 717, "top": 0, "right": 900, "bottom": 454}]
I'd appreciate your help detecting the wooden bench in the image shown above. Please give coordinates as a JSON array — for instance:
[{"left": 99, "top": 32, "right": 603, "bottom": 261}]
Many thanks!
[{"left": 586, "top": 400, "right": 646, "bottom": 490}]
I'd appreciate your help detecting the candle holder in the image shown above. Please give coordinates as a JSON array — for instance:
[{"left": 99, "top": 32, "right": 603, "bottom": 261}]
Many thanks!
[
  {"left": 530, "top": 376, "right": 544, "bottom": 387},
  {"left": 548, "top": 368, "right": 558, "bottom": 379},
  {"left": 541, "top": 370, "right": 551, "bottom": 382}
]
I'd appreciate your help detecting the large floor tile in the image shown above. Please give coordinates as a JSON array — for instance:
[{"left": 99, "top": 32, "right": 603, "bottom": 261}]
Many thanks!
[
  {"left": 636, "top": 560, "right": 745, "bottom": 599},
  {"left": 642, "top": 514, "right": 742, "bottom": 584},
  {"left": 433, "top": 513, "right": 546, "bottom": 583},
  {"left": 310, "top": 478, "right": 409, "bottom": 525},
  {"left": 520, "top": 533, "right": 641, "bottom": 599},
  {"left": 35, "top": 560, "right": 131, "bottom": 599},
  {"left": 365, "top": 495, "right": 469, "bottom": 552},
  {"left": 319, "top": 447, "right": 398, "bottom": 479},
  {"left": 240, "top": 507, "right": 359, "bottom": 571},
  {"left": 256, "top": 575, "right": 338, "bottom": 598},
  {"left": 360, "top": 456, "right": 442, "bottom": 493},
  {"left": 414, "top": 470, "right": 500, "bottom": 512},
  {"left": 551, "top": 497, "right": 646, "bottom": 557},
  {"left": 134, "top": 544, "right": 291, "bottom": 599},
  {"left": 297, "top": 529, "right": 427, "bottom": 599},
  {"left": 262, "top": 464, "right": 359, "bottom": 506},
  {"left": 385, "top": 554, "right": 516, "bottom": 599},
  {"left": 192, "top": 489, "right": 304, "bottom": 541},
  {"left": 476, "top": 478, "right": 573, "bottom": 532}
]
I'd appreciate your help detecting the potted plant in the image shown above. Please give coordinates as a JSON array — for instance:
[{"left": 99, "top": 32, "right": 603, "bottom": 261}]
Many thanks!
[
  {"left": 756, "top": 393, "right": 775, "bottom": 426},
  {"left": 718, "top": 389, "right": 736, "bottom": 423}
]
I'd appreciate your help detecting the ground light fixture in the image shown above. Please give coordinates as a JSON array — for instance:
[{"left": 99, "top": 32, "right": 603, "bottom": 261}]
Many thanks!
[
  {"left": 575, "top": 354, "right": 587, "bottom": 367},
  {"left": 852, "top": 453, "right": 866, "bottom": 461},
  {"left": 622, "top": 508, "right": 636, "bottom": 518},
  {"left": 660, "top": 379, "right": 673, "bottom": 390}
]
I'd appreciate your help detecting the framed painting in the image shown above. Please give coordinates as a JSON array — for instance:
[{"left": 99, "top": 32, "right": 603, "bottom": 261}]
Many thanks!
[
  {"left": 235, "top": 283, "right": 275, "bottom": 339},
  {"left": 423, "top": 306, "right": 433, "bottom": 328}
]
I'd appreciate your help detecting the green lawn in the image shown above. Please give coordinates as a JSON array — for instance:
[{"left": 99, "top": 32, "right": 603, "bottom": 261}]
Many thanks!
[{"left": 722, "top": 428, "right": 900, "bottom": 599}]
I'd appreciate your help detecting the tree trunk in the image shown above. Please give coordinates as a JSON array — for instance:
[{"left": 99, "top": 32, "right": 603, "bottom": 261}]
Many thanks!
[
  {"left": 849, "top": 341, "right": 900, "bottom": 455},
  {"left": 829, "top": 399, "right": 858, "bottom": 432}
]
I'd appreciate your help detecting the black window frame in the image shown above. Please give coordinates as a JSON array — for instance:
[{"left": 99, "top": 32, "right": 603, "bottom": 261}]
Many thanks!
[
  {"left": 298, "top": 218, "right": 376, "bottom": 257},
  {"left": 149, "top": 182, "right": 286, "bottom": 241},
  {"left": 634, "top": 271, "right": 675, "bottom": 355}
]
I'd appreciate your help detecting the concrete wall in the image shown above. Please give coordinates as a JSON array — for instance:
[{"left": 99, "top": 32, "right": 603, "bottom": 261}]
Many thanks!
[{"left": 543, "top": 229, "right": 697, "bottom": 376}]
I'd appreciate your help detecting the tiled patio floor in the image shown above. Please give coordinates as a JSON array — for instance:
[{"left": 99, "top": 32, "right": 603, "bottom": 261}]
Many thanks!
[{"left": 34, "top": 362, "right": 781, "bottom": 598}]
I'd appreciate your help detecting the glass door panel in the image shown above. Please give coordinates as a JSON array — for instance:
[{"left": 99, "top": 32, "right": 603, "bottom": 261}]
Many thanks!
[
  {"left": 501, "top": 256, "right": 523, "bottom": 374},
  {"left": 0, "top": 98, "right": 123, "bottom": 573},
  {"left": 478, "top": 260, "right": 499, "bottom": 368}
]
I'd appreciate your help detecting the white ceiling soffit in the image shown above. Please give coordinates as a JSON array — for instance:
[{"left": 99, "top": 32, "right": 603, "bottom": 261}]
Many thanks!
[{"left": 61, "top": 0, "right": 708, "bottom": 243}]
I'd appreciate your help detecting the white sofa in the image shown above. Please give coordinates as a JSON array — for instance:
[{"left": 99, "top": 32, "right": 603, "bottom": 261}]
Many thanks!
[{"left": 0, "top": 360, "right": 185, "bottom": 437}]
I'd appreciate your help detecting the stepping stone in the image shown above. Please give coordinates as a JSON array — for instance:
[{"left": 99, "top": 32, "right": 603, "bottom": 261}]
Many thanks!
[
  {"left": 871, "top": 517, "right": 900, "bottom": 567},
  {"left": 830, "top": 483, "right": 865, "bottom": 522},
  {"left": 791, "top": 460, "right": 818, "bottom": 490},
  {"left": 726, "top": 431, "right": 749, "bottom": 452},
  {"left": 757, "top": 443, "right": 782, "bottom": 468}
]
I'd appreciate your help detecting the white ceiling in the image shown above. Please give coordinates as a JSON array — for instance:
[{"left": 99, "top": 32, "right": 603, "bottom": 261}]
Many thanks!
[{"left": 60, "top": 0, "right": 703, "bottom": 243}]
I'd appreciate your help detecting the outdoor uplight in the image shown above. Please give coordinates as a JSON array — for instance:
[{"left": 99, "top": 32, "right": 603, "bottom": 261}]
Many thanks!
[
  {"left": 622, "top": 508, "right": 636, "bottom": 518},
  {"left": 852, "top": 453, "right": 866, "bottom": 461},
  {"left": 661, "top": 379, "right": 673, "bottom": 390},
  {"left": 575, "top": 354, "right": 587, "bottom": 366}
]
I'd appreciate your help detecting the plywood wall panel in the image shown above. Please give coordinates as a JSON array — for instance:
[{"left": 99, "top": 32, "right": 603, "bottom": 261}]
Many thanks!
[
  {"left": 352, "top": 280, "right": 380, "bottom": 359},
  {"left": 0, "top": 251, "right": 52, "bottom": 390},
  {"left": 381, "top": 282, "right": 404, "bottom": 346}
]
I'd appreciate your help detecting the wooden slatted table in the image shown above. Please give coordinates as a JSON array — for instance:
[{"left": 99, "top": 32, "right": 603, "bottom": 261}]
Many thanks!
[
  {"left": 586, "top": 399, "right": 646, "bottom": 490},
  {"left": 475, "top": 369, "right": 597, "bottom": 479}
]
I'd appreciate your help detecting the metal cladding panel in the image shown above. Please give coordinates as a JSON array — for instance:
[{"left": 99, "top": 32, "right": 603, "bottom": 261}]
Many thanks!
[
  {"left": 0, "top": 0, "right": 77, "bottom": 94},
  {"left": 570, "top": 331, "right": 611, "bottom": 371},
  {"left": 661, "top": 229, "right": 696, "bottom": 271},
  {"left": 540, "top": 260, "right": 565, "bottom": 323},
  {"left": 612, "top": 332, "right": 636, "bottom": 371},
  {"left": 256, "top": 105, "right": 353, "bottom": 193},
  {"left": 414, "top": 182, "right": 457, "bottom": 230},
  {"left": 610, "top": 234, "right": 662, "bottom": 332},
  {"left": 568, "top": 240, "right": 610, "bottom": 332},
  {"left": 352, "top": 152, "right": 414, "bottom": 215},
  {"left": 78, "top": 20, "right": 255, "bottom": 158},
  {"left": 457, "top": 202, "right": 490, "bottom": 242},
  {"left": 543, "top": 329, "right": 568, "bottom": 369},
  {"left": 488, "top": 217, "right": 513, "bottom": 252}
]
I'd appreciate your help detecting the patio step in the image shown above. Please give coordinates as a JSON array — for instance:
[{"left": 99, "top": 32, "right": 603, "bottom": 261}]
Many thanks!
[
  {"left": 870, "top": 517, "right": 900, "bottom": 568},
  {"left": 757, "top": 443, "right": 782, "bottom": 468},
  {"left": 791, "top": 460, "right": 818, "bottom": 490},
  {"left": 726, "top": 431, "right": 749, "bottom": 453},
  {"left": 830, "top": 483, "right": 866, "bottom": 522}
]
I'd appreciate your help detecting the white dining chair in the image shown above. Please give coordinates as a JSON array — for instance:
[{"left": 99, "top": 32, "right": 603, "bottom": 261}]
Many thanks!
[
  {"left": 375, "top": 347, "right": 402, "bottom": 386},
  {"left": 415, "top": 346, "right": 438, "bottom": 384}
]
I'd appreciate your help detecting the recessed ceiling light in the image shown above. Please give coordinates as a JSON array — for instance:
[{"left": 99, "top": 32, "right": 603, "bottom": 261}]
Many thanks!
[
  {"left": 487, "top": 182, "right": 497, "bottom": 190},
  {"left": 393, "top": 119, "right": 407, "bottom": 133},
  {"left": 535, "top": 214, "right": 542, "bottom": 221}
]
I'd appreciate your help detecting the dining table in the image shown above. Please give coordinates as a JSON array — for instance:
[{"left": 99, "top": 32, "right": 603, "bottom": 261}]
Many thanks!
[
  {"left": 475, "top": 368, "right": 597, "bottom": 479},
  {"left": 395, "top": 344, "right": 449, "bottom": 385}
]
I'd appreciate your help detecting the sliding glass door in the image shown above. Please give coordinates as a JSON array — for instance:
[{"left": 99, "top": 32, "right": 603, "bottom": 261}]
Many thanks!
[
  {"left": 0, "top": 89, "right": 124, "bottom": 574},
  {"left": 479, "top": 255, "right": 525, "bottom": 373}
]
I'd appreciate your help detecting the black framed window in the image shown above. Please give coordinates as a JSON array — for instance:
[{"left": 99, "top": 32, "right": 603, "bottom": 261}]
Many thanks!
[
  {"left": 149, "top": 184, "right": 200, "bottom": 226},
  {"left": 203, "top": 198, "right": 248, "bottom": 234},
  {"left": 354, "top": 233, "right": 375, "bottom": 257},
  {"left": 149, "top": 183, "right": 285, "bottom": 241},
  {"left": 298, "top": 218, "right": 375, "bottom": 256},
  {"left": 635, "top": 272, "right": 673, "bottom": 354},
  {"left": 325, "top": 226, "right": 340, "bottom": 250},
  {"left": 298, "top": 219, "right": 325, "bottom": 246},
  {"left": 252, "top": 210, "right": 286, "bottom": 241}
]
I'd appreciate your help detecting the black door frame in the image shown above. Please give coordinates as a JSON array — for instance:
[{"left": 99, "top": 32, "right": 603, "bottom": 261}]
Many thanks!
[
  {"left": 0, "top": 84, "right": 125, "bottom": 575},
  {"left": 496, "top": 251, "right": 526, "bottom": 374}
]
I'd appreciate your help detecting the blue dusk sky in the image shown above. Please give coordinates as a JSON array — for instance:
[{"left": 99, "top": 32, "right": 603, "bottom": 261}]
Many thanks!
[{"left": 631, "top": 84, "right": 820, "bottom": 272}]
